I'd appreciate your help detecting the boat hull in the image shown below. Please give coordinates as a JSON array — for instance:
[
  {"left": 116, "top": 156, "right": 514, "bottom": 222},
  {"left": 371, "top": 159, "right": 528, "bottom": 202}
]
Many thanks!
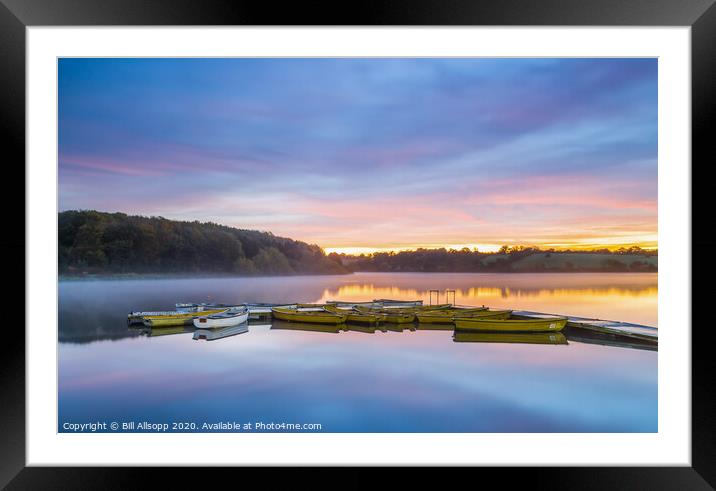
[
  {"left": 384, "top": 314, "right": 414, "bottom": 323},
  {"left": 416, "top": 308, "right": 495, "bottom": 324},
  {"left": 454, "top": 316, "right": 568, "bottom": 332},
  {"left": 324, "top": 306, "right": 383, "bottom": 324},
  {"left": 142, "top": 308, "right": 228, "bottom": 327},
  {"left": 354, "top": 306, "right": 415, "bottom": 323},
  {"left": 193, "top": 311, "right": 249, "bottom": 329},
  {"left": 144, "top": 316, "right": 195, "bottom": 327},
  {"left": 271, "top": 308, "right": 347, "bottom": 325}
]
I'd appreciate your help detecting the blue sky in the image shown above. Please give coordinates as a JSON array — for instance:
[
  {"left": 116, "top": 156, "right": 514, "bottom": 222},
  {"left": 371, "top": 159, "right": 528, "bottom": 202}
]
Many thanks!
[{"left": 58, "top": 58, "right": 657, "bottom": 252}]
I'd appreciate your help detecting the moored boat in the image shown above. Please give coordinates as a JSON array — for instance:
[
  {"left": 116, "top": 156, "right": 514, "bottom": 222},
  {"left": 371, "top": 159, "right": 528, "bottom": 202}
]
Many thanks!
[
  {"left": 380, "top": 311, "right": 416, "bottom": 323},
  {"left": 142, "top": 308, "right": 229, "bottom": 327},
  {"left": 296, "top": 303, "right": 331, "bottom": 310},
  {"left": 355, "top": 305, "right": 417, "bottom": 323},
  {"left": 416, "top": 307, "right": 491, "bottom": 324},
  {"left": 373, "top": 299, "right": 423, "bottom": 307},
  {"left": 324, "top": 305, "right": 384, "bottom": 325},
  {"left": 326, "top": 300, "right": 382, "bottom": 308},
  {"left": 193, "top": 306, "right": 249, "bottom": 329},
  {"left": 376, "top": 304, "right": 451, "bottom": 311},
  {"left": 271, "top": 307, "right": 347, "bottom": 325},
  {"left": 175, "top": 302, "right": 237, "bottom": 312},
  {"left": 453, "top": 315, "right": 568, "bottom": 332},
  {"left": 128, "top": 310, "right": 180, "bottom": 324}
]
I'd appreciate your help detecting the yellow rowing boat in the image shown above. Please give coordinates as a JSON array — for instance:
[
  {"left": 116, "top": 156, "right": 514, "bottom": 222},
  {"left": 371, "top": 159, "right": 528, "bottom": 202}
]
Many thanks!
[
  {"left": 354, "top": 306, "right": 417, "bottom": 323},
  {"left": 453, "top": 315, "right": 568, "bottom": 332},
  {"left": 142, "top": 308, "right": 229, "bottom": 327},
  {"left": 271, "top": 307, "right": 347, "bottom": 325},
  {"left": 324, "top": 305, "right": 384, "bottom": 325},
  {"left": 415, "top": 307, "right": 491, "bottom": 324}
]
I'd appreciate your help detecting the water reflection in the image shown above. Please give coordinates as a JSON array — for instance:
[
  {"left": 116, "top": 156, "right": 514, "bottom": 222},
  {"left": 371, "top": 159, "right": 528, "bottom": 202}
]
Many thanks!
[
  {"left": 58, "top": 273, "right": 658, "bottom": 432},
  {"left": 315, "top": 272, "right": 657, "bottom": 327},
  {"left": 146, "top": 326, "right": 194, "bottom": 337},
  {"left": 454, "top": 331, "right": 568, "bottom": 345},
  {"left": 417, "top": 323, "right": 458, "bottom": 331},
  {"left": 193, "top": 324, "right": 250, "bottom": 341},
  {"left": 270, "top": 320, "right": 343, "bottom": 334},
  {"left": 345, "top": 325, "right": 377, "bottom": 334},
  {"left": 124, "top": 318, "right": 655, "bottom": 351},
  {"left": 562, "top": 328, "right": 657, "bottom": 352}
]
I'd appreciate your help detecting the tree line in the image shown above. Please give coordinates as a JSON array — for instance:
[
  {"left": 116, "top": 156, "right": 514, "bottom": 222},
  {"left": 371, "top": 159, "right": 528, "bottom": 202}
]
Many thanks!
[
  {"left": 331, "top": 246, "right": 657, "bottom": 273},
  {"left": 59, "top": 210, "right": 657, "bottom": 276},
  {"left": 59, "top": 210, "right": 348, "bottom": 276}
]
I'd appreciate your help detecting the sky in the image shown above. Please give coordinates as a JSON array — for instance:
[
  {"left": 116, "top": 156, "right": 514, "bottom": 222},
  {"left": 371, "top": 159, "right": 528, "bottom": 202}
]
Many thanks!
[{"left": 58, "top": 58, "right": 657, "bottom": 253}]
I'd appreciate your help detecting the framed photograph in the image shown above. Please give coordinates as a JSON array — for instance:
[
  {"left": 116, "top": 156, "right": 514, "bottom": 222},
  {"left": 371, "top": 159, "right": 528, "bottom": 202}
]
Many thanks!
[{"left": 7, "top": 0, "right": 715, "bottom": 486}]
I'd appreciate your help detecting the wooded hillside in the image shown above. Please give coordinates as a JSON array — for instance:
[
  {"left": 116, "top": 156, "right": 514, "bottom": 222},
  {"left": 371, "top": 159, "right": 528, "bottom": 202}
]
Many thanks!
[{"left": 58, "top": 210, "right": 348, "bottom": 276}]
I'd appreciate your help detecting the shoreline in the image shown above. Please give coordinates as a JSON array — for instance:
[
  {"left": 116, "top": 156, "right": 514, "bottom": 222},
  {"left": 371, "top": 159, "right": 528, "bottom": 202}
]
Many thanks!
[{"left": 59, "top": 270, "right": 658, "bottom": 281}]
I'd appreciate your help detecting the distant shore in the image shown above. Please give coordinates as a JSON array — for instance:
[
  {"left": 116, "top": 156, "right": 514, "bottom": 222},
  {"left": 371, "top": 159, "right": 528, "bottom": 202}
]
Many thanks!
[
  {"left": 59, "top": 210, "right": 656, "bottom": 278},
  {"left": 59, "top": 269, "right": 658, "bottom": 282}
]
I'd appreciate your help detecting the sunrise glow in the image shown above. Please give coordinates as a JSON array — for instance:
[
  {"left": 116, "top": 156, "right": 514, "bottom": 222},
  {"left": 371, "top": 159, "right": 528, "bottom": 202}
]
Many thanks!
[{"left": 58, "top": 58, "right": 657, "bottom": 251}]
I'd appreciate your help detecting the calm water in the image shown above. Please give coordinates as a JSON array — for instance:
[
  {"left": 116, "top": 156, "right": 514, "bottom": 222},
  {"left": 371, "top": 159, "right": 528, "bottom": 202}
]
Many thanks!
[{"left": 58, "top": 272, "right": 657, "bottom": 433}]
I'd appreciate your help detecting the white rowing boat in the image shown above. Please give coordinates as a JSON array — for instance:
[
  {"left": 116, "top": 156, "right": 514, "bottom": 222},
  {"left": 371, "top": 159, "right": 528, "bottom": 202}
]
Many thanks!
[{"left": 192, "top": 306, "right": 249, "bottom": 329}]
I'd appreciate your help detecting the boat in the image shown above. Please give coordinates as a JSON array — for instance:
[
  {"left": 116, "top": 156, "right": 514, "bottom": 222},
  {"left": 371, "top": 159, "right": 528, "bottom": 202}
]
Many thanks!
[
  {"left": 415, "top": 307, "right": 491, "bottom": 324},
  {"left": 296, "top": 303, "right": 331, "bottom": 310},
  {"left": 271, "top": 307, "right": 347, "bottom": 325},
  {"left": 193, "top": 324, "right": 249, "bottom": 341},
  {"left": 512, "top": 310, "right": 658, "bottom": 343},
  {"left": 373, "top": 299, "right": 423, "bottom": 307},
  {"left": 193, "top": 306, "right": 249, "bottom": 329},
  {"left": 453, "top": 315, "right": 568, "bottom": 332},
  {"left": 324, "top": 305, "right": 384, "bottom": 325},
  {"left": 128, "top": 310, "right": 179, "bottom": 325},
  {"left": 175, "top": 302, "right": 237, "bottom": 312},
  {"left": 175, "top": 302, "right": 201, "bottom": 312},
  {"left": 382, "top": 311, "right": 416, "bottom": 323},
  {"left": 270, "top": 320, "right": 343, "bottom": 333},
  {"left": 326, "top": 300, "right": 382, "bottom": 308},
  {"left": 245, "top": 303, "right": 298, "bottom": 318},
  {"left": 376, "top": 303, "right": 451, "bottom": 311},
  {"left": 143, "top": 316, "right": 195, "bottom": 327},
  {"left": 453, "top": 331, "right": 568, "bottom": 345},
  {"left": 142, "top": 308, "right": 229, "bottom": 327},
  {"left": 354, "top": 307, "right": 416, "bottom": 324}
]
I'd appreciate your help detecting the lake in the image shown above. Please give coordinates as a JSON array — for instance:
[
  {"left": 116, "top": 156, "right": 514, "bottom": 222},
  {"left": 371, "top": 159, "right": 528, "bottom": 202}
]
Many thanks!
[{"left": 58, "top": 272, "right": 657, "bottom": 433}]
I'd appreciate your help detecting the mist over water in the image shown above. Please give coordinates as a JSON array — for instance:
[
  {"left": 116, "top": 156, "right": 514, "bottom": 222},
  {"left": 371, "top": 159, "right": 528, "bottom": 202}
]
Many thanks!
[{"left": 59, "top": 272, "right": 657, "bottom": 432}]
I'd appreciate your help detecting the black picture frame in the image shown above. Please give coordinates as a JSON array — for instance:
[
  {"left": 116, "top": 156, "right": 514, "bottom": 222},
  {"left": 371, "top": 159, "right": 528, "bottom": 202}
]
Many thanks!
[{"left": 4, "top": 0, "right": 715, "bottom": 487}]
